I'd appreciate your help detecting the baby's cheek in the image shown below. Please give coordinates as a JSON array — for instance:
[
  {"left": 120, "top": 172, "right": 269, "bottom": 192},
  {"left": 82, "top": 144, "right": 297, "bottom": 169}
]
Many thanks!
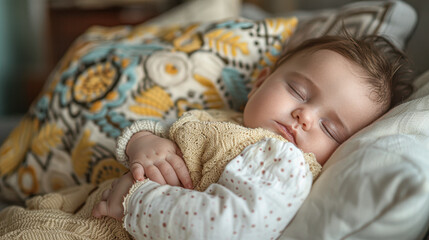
[
  {"left": 298, "top": 136, "right": 339, "bottom": 166},
  {"left": 312, "top": 142, "right": 338, "bottom": 166}
]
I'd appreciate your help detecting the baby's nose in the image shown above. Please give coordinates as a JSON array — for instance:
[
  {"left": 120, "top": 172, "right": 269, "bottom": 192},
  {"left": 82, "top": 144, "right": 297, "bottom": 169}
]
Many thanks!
[{"left": 292, "top": 108, "right": 315, "bottom": 130}]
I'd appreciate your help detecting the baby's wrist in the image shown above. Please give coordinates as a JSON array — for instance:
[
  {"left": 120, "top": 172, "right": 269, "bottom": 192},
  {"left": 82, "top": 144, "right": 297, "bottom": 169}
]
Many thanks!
[{"left": 125, "top": 131, "right": 153, "bottom": 157}]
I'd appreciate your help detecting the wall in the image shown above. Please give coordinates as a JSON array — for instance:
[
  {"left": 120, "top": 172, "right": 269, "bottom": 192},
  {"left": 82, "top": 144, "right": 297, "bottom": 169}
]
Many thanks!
[
  {"left": 401, "top": 0, "right": 429, "bottom": 75},
  {"left": 0, "top": 1, "right": 18, "bottom": 115},
  {"left": 0, "top": 0, "right": 48, "bottom": 116}
]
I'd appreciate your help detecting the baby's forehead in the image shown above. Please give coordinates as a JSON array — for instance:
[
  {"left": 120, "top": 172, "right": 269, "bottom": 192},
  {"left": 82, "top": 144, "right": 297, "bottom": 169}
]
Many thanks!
[
  {"left": 278, "top": 49, "right": 387, "bottom": 114},
  {"left": 333, "top": 83, "right": 385, "bottom": 137},
  {"left": 308, "top": 50, "right": 384, "bottom": 133}
]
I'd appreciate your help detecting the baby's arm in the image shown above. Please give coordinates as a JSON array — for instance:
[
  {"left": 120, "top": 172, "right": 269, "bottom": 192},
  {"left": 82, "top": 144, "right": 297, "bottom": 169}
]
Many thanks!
[
  {"left": 123, "top": 138, "right": 313, "bottom": 240},
  {"left": 116, "top": 120, "right": 192, "bottom": 189}
]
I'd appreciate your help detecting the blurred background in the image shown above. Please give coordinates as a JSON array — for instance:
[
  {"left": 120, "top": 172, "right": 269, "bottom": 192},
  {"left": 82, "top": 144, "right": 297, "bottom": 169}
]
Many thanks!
[
  {"left": 0, "top": 0, "right": 183, "bottom": 117},
  {"left": 0, "top": 0, "right": 427, "bottom": 117}
]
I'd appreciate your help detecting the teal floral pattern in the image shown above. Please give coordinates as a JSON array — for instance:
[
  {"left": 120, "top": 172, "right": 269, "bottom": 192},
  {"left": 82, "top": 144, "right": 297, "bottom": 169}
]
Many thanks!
[{"left": 0, "top": 17, "right": 298, "bottom": 201}]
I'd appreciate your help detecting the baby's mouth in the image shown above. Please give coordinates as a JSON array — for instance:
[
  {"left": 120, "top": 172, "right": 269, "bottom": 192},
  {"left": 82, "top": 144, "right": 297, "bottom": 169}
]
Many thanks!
[{"left": 274, "top": 121, "right": 297, "bottom": 145}]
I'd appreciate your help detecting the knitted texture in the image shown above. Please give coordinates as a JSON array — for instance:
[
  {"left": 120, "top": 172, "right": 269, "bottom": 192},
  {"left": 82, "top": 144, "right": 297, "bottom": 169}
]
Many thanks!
[
  {"left": 0, "top": 180, "right": 131, "bottom": 240},
  {"left": 169, "top": 109, "right": 321, "bottom": 191},
  {"left": 0, "top": 109, "right": 321, "bottom": 239}
]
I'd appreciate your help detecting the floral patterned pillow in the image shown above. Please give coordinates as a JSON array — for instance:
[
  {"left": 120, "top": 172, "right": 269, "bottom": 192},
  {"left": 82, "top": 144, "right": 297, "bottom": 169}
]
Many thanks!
[{"left": 0, "top": 17, "right": 297, "bottom": 201}]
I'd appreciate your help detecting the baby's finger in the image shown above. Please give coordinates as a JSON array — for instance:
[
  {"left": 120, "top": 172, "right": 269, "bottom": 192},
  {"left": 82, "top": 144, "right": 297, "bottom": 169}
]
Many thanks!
[
  {"left": 174, "top": 144, "right": 183, "bottom": 158},
  {"left": 130, "top": 162, "right": 146, "bottom": 181},
  {"left": 101, "top": 189, "right": 111, "bottom": 201},
  {"left": 92, "top": 201, "right": 108, "bottom": 218},
  {"left": 156, "top": 161, "right": 181, "bottom": 186},
  {"left": 145, "top": 165, "right": 166, "bottom": 185},
  {"left": 167, "top": 154, "right": 193, "bottom": 189}
]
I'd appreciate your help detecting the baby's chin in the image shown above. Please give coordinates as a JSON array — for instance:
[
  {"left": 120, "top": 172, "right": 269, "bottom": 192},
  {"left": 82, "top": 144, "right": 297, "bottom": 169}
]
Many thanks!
[{"left": 313, "top": 152, "right": 331, "bottom": 166}]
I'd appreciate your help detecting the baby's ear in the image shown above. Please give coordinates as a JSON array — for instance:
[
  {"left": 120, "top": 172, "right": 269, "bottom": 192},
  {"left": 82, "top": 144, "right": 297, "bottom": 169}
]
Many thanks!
[{"left": 248, "top": 67, "right": 271, "bottom": 98}]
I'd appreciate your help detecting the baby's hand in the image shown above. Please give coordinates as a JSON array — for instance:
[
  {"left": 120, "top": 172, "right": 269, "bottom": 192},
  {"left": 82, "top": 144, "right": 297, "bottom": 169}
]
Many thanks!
[
  {"left": 92, "top": 172, "right": 134, "bottom": 221},
  {"left": 126, "top": 131, "right": 193, "bottom": 189}
]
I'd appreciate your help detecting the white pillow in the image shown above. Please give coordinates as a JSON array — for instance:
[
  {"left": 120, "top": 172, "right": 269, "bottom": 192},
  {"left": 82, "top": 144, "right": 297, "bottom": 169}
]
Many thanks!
[
  {"left": 280, "top": 71, "right": 429, "bottom": 239},
  {"left": 145, "top": 0, "right": 241, "bottom": 26},
  {"left": 290, "top": 0, "right": 417, "bottom": 50},
  {"left": 242, "top": 0, "right": 417, "bottom": 51}
]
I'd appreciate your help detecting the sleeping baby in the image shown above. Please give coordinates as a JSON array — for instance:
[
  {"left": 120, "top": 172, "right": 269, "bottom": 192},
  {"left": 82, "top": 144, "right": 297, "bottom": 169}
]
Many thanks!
[
  {"left": 0, "top": 34, "right": 412, "bottom": 240},
  {"left": 92, "top": 34, "right": 412, "bottom": 239}
]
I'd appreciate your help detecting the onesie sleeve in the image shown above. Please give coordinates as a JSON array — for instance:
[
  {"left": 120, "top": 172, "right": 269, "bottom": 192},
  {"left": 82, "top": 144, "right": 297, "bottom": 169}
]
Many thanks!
[
  {"left": 116, "top": 119, "right": 172, "bottom": 168},
  {"left": 122, "top": 138, "right": 313, "bottom": 240}
]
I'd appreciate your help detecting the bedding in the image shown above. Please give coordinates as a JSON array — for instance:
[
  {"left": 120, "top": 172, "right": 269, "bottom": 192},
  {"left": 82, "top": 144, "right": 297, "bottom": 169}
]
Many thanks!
[
  {"left": 122, "top": 137, "right": 311, "bottom": 240},
  {"left": 116, "top": 109, "right": 321, "bottom": 190},
  {"left": 0, "top": 136, "right": 310, "bottom": 240},
  {"left": 288, "top": 0, "right": 416, "bottom": 51},
  {"left": 0, "top": 179, "right": 129, "bottom": 239},
  {"left": 244, "top": 1, "right": 429, "bottom": 238},
  {"left": 0, "top": 0, "right": 428, "bottom": 239},
  {"left": 0, "top": 108, "right": 318, "bottom": 239},
  {"left": 0, "top": 13, "right": 297, "bottom": 201},
  {"left": 242, "top": 0, "right": 417, "bottom": 51},
  {"left": 280, "top": 70, "right": 429, "bottom": 239}
]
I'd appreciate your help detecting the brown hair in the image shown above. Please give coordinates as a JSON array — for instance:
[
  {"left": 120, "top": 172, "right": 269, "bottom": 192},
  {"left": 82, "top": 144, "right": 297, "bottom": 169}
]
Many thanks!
[{"left": 274, "top": 34, "right": 414, "bottom": 112}]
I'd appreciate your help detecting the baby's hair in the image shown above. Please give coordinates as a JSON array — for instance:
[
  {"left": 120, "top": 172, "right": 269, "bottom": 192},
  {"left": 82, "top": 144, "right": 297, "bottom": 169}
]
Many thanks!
[{"left": 274, "top": 34, "right": 414, "bottom": 112}]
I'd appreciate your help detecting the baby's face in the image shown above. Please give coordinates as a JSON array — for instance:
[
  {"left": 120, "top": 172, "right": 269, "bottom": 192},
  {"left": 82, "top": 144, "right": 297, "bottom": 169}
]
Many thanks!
[{"left": 243, "top": 49, "right": 382, "bottom": 165}]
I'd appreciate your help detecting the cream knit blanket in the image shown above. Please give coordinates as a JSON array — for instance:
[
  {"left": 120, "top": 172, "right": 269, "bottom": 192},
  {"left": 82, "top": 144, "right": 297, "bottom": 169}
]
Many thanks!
[
  {"left": 169, "top": 109, "right": 321, "bottom": 191},
  {"left": 0, "top": 109, "right": 321, "bottom": 239},
  {"left": 0, "top": 179, "right": 131, "bottom": 239}
]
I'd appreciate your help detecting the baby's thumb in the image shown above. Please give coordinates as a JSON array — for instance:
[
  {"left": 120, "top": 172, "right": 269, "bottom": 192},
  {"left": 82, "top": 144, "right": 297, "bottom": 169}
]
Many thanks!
[{"left": 92, "top": 201, "right": 108, "bottom": 218}]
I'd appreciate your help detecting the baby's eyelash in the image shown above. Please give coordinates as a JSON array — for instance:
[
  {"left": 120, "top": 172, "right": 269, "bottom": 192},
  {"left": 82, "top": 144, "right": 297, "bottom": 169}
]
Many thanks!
[
  {"left": 288, "top": 84, "right": 305, "bottom": 101},
  {"left": 320, "top": 121, "right": 340, "bottom": 144}
]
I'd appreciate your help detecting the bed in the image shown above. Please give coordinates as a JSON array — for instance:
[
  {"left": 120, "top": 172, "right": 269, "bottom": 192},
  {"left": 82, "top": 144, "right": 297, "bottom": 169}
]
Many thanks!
[{"left": 0, "top": 0, "right": 428, "bottom": 239}]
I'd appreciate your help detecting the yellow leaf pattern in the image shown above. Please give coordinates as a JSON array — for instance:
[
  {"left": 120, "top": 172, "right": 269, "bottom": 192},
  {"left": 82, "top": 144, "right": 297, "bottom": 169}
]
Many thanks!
[
  {"left": 250, "top": 18, "right": 298, "bottom": 81},
  {"left": 31, "top": 123, "right": 64, "bottom": 157},
  {"left": 127, "top": 25, "right": 160, "bottom": 40},
  {"left": 172, "top": 24, "right": 202, "bottom": 53},
  {"left": 266, "top": 17, "right": 298, "bottom": 40},
  {"left": 71, "top": 130, "right": 95, "bottom": 177},
  {"left": 0, "top": 117, "right": 38, "bottom": 176},
  {"left": 193, "top": 74, "right": 224, "bottom": 109},
  {"left": 130, "top": 86, "right": 174, "bottom": 117},
  {"left": 205, "top": 29, "right": 249, "bottom": 57}
]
